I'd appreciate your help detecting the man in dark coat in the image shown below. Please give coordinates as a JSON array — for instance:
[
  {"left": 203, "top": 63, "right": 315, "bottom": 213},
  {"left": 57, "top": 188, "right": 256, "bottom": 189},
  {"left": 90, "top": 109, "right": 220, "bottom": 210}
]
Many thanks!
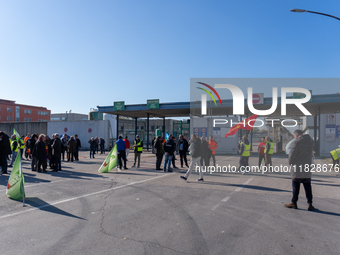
[
  {"left": 177, "top": 135, "right": 189, "bottom": 168},
  {"left": 52, "top": 134, "right": 62, "bottom": 171},
  {"left": 284, "top": 130, "right": 315, "bottom": 211},
  {"left": 163, "top": 134, "right": 176, "bottom": 172},
  {"left": 28, "top": 134, "right": 38, "bottom": 171},
  {"left": 33, "top": 134, "right": 47, "bottom": 172},
  {"left": 67, "top": 136, "right": 76, "bottom": 162},
  {"left": 0, "top": 131, "right": 12, "bottom": 174},
  {"left": 180, "top": 134, "right": 204, "bottom": 181},
  {"left": 88, "top": 137, "right": 96, "bottom": 158},
  {"left": 154, "top": 136, "right": 164, "bottom": 170},
  {"left": 74, "top": 134, "right": 81, "bottom": 161}
]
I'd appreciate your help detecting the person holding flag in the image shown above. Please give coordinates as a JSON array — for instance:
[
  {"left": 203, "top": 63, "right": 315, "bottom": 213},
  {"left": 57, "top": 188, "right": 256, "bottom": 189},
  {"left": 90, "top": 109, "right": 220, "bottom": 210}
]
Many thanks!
[
  {"left": 116, "top": 135, "right": 128, "bottom": 170},
  {"left": 8, "top": 135, "right": 18, "bottom": 167}
]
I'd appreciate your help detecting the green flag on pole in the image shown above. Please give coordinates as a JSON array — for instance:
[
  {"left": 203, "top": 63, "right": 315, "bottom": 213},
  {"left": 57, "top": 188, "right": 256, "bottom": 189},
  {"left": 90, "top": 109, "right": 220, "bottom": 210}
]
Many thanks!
[
  {"left": 98, "top": 144, "right": 118, "bottom": 173},
  {"left": 13, "top": 128, "right": 20, "bottom": 138},
  {"left": 6, "top": 150, "right": 25, "bottom": 200}
]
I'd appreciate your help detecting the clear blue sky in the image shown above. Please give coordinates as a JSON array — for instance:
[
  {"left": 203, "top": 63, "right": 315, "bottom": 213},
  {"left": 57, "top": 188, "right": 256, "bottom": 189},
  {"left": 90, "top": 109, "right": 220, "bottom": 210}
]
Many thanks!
[{"left": 1, "top": 0, "right": 340, "bottom": 114}]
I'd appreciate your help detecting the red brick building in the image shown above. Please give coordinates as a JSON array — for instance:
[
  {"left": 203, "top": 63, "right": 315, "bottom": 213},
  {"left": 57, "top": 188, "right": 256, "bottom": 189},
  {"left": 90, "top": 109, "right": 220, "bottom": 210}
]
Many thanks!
[{"left": 0, "top": 99, "right": 50, "bottom": 122}]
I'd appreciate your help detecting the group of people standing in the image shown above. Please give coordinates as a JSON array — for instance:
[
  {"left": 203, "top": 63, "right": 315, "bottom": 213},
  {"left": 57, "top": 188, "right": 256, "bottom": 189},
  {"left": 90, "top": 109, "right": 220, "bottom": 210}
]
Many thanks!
[{"left": 88, "top": 137, "right": 106, "bottom": 158}]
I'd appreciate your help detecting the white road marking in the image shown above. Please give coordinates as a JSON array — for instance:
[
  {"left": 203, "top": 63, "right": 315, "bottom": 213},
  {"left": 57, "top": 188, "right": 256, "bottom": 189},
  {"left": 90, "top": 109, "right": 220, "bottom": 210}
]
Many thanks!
[
  {"left": 212, "top": 178, "right": 254, "bottom": 211},
  {"left": 0, "top": 173, "right": 172, "bottom": 220}
]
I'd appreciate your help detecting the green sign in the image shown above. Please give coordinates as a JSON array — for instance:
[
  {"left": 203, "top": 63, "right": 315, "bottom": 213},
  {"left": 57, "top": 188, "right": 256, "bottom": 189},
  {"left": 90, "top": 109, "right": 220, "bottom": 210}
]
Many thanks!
[
  {"left": 147, "top": 99, "right": 159, "bottom": 109},
  {"left": 114, "top": 101, "right": 125, "bottom": 111},
  {"left": 293, "top": 90, "right": 312, "bottom": 103}
]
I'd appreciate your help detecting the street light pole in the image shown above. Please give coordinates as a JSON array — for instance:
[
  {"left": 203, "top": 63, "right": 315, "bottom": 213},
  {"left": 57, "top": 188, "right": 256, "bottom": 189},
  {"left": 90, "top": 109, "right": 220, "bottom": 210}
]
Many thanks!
[{"left": 291, "top": 9, "right": 340, "bottom": 21}]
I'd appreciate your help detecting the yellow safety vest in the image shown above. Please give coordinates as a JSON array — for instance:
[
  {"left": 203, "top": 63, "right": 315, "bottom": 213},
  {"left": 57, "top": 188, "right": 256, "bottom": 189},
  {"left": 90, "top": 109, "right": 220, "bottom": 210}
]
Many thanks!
[
  {"left": 10, "top": 140, "right": 19, "bottom": 152},
  {"left": 241, "top": 142, "right": 251, "bottom": 157},
  {"left": 134, "top": 140, "right": 143, "bottom": 152},
  {"left": 19, "top": 138, "right": 25, "bottom": 149},
  {"left": 330, "top": 148, "right": 340, "bottom": 160},
  {"left": 264, "top": 142, "right": 273, "bottom": 154}
]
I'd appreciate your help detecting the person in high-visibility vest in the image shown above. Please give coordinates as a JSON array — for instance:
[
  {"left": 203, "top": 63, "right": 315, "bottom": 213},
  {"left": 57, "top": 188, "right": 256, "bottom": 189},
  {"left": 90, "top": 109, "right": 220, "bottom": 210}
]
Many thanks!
[
  {"left": 330, "top": 146, "right": 340, "bottom": 170},
  {"left": 19, "top": 135, "right": 25, "bottom": 159},
  {"left": 9, "top": 135, "right": 18, "bottom": 167},
  {"left": 239, "top": 135, "right": 251, "bottom": 174},
  {"left": 264, "top": 136, "right": 274, "bottom": 170},
  {"left": 132, "top": 135, "right": 143, "bottom": 168}
]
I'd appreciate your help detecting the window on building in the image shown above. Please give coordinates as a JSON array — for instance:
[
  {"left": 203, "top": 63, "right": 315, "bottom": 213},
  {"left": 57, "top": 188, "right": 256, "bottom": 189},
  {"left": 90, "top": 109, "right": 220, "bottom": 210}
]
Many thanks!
[
  {"left": 7, "top": 107, "right": 11, "bottom": 112},
  {"left": 24, "top": 109, "right": 32, "bottom": 114},
  {"left": 51, "top": 117, "right": 61, "bottom": 121},
  {"left": 39, "top": 119, "right": 47, "bottom": 122},
  {"left": 151, "top": 126, "right": 155, "bottom": 131},
  {"left": 141, "top": 126, "right": 144, "bottom": 130},
  {"left": 121, "top": 126, "right": 124, "bottom": 130},
  {"left": 7, "top": 116, "right": 11, "bottom": 121},
  {"left": 38, "top": 111, "right": 49, "bottom": 116},
  {"left": 24, "top": 118, "right": 32, "bottom": 122}
]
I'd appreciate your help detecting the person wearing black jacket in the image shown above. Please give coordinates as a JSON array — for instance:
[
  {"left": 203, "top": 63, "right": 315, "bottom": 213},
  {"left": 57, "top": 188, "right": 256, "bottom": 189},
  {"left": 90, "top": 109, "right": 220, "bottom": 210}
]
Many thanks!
[
  {"left": 177, "top": 135, "right": 189, "bottom": 168},
  {"left": 67, "top": 136, "right": 76, "bottom": 162},
  {"left": 163, "top": 134, "right": 176, "bottom": 172},
  {"left": 180, "top": 134, "right": 204, "bottom": 181},
  {"left": 0, "top": 131, "right": 12, "bottom": 174},
  {"left": 284, "top": 130, "right": 315, "bottom": 211},
  {"left": 154, "top": 136, "right": 164, "bottom": 170},
  {"left": 52, "top": 134, "right": 62, "bottom": 171},
  {"left": 33, "top": 134, "right": 47, "bottom": 172},
  {"left": 28, "top": 134, "right": 38, "bottom": 171},
  {"left": 74, "top": 134, "right": 81, "bottom": 161}
]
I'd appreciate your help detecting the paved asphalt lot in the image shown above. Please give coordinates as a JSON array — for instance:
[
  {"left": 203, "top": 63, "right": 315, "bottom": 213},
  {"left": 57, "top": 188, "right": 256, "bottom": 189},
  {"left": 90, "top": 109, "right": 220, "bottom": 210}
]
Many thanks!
[{"left": 0, "top": 151, "right": 340, "bottom": 255}]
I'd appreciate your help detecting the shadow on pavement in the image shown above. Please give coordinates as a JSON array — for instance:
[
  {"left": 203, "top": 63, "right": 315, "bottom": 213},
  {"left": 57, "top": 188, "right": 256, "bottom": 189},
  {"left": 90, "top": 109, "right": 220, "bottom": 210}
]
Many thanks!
[
  {"left": 18, "top": 197, "right": 86, "bottom": 220},
  {"left": 312, "top": 208, "right": 340, "bottom": 217},
  {"left": 200, "top": 181, "right": 290, "bottom": 192}
]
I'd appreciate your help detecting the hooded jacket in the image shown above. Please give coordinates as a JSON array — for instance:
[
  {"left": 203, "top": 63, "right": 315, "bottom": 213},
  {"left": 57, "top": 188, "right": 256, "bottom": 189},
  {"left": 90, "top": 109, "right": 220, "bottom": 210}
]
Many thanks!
[{"left": 288, "top": 134, "right": 314, "bottom": 179}]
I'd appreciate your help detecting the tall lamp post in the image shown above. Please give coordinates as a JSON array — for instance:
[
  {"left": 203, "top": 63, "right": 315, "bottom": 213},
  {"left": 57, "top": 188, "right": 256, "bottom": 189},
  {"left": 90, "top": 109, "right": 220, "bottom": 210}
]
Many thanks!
[{"left": 291, "top": 9, "right": 340, "bottom": 21}]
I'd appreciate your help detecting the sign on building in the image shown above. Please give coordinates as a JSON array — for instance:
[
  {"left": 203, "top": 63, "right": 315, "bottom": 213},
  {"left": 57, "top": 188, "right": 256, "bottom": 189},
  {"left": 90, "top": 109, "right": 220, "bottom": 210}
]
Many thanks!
[
  {"left": 114, "top": 101, "right": 125, "bottom": 111},
  {"left": 147, "top": 99, "right": 159, "bottom": 109}
]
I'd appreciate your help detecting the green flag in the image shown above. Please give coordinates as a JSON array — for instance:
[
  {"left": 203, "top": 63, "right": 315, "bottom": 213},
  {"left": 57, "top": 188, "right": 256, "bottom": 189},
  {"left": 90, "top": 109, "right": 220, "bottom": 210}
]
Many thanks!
[
  {"left": 98, "top": 144, "right": 118, "bottom": 173},
  {"left": 13, "top": 128, "right": 20, "bottom": 138},
  {"left": 6, "top": 151, "right": 25, "bottom": 200}
]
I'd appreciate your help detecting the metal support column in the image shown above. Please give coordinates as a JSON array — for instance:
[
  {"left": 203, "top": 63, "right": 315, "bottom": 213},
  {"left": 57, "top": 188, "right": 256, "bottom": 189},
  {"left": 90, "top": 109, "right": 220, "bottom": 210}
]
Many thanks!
[
  {"left": 116, "top": 114, "right": 119, "bottom": 139},
  {"left": 162, "top": 117, "right": 166, "bottom": 138},
  {"left": 135, "top": 118, "right": 138, "bottom": 138},
  {"left": 146, "top": 113, "right": 149, "bottom": 151},
  {"left": 317, "top": 107, "right": 321, "bottom": 156}
]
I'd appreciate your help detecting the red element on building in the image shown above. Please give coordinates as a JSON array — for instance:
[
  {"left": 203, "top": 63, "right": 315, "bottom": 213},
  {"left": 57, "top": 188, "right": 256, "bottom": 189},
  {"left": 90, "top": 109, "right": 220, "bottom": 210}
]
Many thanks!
[{"left": 0, "top": 99, "right": 51, "bottom": 122}]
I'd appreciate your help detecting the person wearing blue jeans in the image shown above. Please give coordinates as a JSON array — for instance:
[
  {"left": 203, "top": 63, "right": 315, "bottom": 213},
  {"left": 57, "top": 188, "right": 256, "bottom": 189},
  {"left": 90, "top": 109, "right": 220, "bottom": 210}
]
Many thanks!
[
  {"left": 163, "top": 134, "right": 176, "bottom": 172},
  {"left": 88, "top": 137, "right": 96, "bottom": 158}
]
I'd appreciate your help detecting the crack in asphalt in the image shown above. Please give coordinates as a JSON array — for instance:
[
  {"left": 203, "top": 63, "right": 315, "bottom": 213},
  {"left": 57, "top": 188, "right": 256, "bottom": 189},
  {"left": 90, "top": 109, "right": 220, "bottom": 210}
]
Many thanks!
[{"left": 98, "top": 178, "right": 203, "bottom": 255}]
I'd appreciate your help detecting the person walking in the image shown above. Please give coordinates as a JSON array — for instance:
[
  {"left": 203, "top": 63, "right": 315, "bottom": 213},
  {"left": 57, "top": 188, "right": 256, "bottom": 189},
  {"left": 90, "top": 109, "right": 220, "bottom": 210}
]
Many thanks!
[
  {"left": 88, "top": 137, "right": 96, "bottom": 158},
  {"left": 8, "top": 135, "right": 18, "bottom": 167},
  {"left": 116, "top": 135, "right": 128, "bottom": 170},
  {"left": 239, "top": 135, "right": 251, "bottom": 174},
  {"left": 61, "top": 134, "right": 68, "bottom": 161},
  {"left": 284, "top": 130, "right": 315, "bottom": 211},
  {"left": 0, "top": 131, "right": 11, "bottom": 175},
  {"left": 258, "top": 137, "right": 266, "bottom": 170},
  {"left": 154, "top": 136, "right": 164, "bottom": 170},
  {"left": 19, "top": 135, "right": 25, "bottom": 159},
  {"left": 177, "top": 135, "right": 189, "bottom": 168},
  {"left": 265, "top": 136, "right": 274, "bottom": 170},
  {"left": 33, "top": 134, "right": 47, "bottom": 172},
  {"left": 208, "top": 136, "right": 218, "bottom": 167},
  {"left": 132, "top": 135, "right": 143, "bottom": 168},
  {"left": 124, "top": 136, "right": 130, "bottom": 161},
  {"left": 67, "top": 136, "right": 76, "bottom": 162},
  {"left": 74, "top": 134, "right": 81, "bottom": 161},
  {"left": 52, "top": 134, "right": 62, "bottom": 171},
  {"left": 163, "top": 134, "right": 176, "bottom": 172},
  {"left": 180, "top": 134, "right": 204, "bottom": 181}
]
